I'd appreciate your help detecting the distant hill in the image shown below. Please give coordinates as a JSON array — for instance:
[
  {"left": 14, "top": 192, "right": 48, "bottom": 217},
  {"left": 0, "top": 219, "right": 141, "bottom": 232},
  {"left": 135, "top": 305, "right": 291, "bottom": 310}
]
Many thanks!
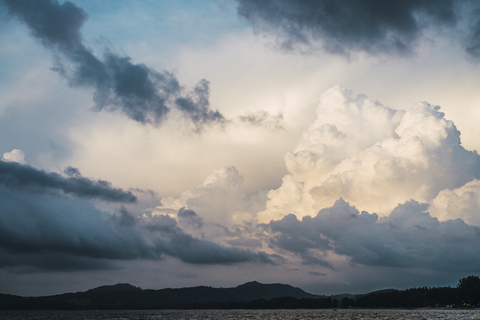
[
  {"left": 0, "top": 281, "right": 325, "bottom": 310},
  {"left": 86, "top": 283, "right": 142, "bottom": 294},
  {"left": 215, "top": 281, "right": 322, "bottom": 301}
]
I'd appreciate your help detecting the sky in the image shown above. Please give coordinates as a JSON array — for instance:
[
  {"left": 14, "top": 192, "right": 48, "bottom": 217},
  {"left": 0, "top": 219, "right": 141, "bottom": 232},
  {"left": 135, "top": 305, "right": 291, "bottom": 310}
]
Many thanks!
[{"left": 1, "top": 0, "right": 480, "bottom": 297}]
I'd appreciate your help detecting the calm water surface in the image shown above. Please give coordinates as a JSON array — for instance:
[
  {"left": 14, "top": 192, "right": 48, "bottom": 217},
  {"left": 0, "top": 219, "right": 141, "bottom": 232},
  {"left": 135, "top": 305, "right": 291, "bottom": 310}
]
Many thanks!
[{"left": 0, "top": 309, "right": 479, "bottom": 320}]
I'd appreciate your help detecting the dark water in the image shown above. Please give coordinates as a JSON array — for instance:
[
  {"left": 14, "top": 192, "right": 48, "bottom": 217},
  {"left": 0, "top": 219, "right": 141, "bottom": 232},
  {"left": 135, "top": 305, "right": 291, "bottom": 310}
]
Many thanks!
[{"left": 0, "top": 309, "right": 479, "bottom": 320}]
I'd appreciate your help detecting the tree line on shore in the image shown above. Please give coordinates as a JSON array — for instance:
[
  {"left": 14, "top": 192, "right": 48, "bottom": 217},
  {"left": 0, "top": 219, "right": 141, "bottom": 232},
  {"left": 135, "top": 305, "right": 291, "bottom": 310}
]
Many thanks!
[
  {"left": 345, "top": 275, "right": 480, "bottom": 309},
  {"left": 175, "top": 276, "right": 480, "bottom": 309}
]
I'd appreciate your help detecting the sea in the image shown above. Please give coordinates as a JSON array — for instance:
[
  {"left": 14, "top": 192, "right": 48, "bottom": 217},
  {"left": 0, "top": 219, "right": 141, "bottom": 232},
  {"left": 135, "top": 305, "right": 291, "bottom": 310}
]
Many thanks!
[{"left": 0, "top": 309, "right": 479, "bottom": 320}]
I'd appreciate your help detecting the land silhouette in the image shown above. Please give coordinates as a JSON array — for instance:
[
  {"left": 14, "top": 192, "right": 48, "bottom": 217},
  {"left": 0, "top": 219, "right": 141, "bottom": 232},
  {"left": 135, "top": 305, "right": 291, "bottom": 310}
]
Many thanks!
[{"left": 1, "top": 276, "right": 479, "bottom": 310}]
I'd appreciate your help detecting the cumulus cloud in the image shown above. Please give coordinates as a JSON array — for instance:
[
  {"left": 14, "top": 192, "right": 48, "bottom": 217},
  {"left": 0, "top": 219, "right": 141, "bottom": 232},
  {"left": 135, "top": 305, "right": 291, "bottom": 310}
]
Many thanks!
[
  {"left": 161, "top": 166, "right": 268, "bottom": 226},
  {"left": 268, "top": 198, "right": 480, "bottom": 273},
  {"left": 3, "top": 0, "right": 224, "bottom": 128},
  {"left": 235, "top": 0, "right": 480, "bottom": 57},
  {"left": 430, "top": 179, "right": 480, "bottom": 226},
  {"left": 259, "top": 86, "right": 480, "bottom": 222},
  {"left": 2, "top": 149, "right": 26, "bottom": 164},
  {"left": 0, "top": 182, "right": 275, "bottom": 272},
  {"left": 0, "top": 160, "right": 137, "bottom": 203},
  {"left": 156, "top": 167, "right": 274, "bottom": 256}
]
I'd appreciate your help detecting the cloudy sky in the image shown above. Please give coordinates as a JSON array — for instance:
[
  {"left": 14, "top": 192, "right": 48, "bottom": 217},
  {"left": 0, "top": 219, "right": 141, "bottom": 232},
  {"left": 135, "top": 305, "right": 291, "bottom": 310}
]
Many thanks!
[{"left": 2, "top": 0, "right": 480, "bottom": 297}]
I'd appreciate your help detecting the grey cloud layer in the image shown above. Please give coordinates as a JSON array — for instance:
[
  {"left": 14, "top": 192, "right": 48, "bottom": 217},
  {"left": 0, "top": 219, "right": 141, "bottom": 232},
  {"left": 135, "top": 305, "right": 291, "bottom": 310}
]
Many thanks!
[
  {"left": 0, "top": 184, "right": 273, "bottom": 272},
  {"left": 3, "top": 0, "right": 224, "bottom": 127},
  {"left": 269, "top": 198, "right": 480, "bottom": 272},
  {"left": 236, "top": 0, "right": 480, "bottom": 57},
  {"left": 0, "top": 187, "right": 150, "bottom": 272},
  {"left": 0, "top": 161, "right": 136, "bottom": 203},
  {"left": 148, "top": 213, "right": 274, "bottom": 265}
]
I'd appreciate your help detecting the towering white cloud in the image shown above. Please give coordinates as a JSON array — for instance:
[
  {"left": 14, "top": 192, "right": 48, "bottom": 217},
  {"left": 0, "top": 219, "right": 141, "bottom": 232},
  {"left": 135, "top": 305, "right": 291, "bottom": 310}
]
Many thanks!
[{"left": 259, "top": 86, "right": 480, "bottom": 222}]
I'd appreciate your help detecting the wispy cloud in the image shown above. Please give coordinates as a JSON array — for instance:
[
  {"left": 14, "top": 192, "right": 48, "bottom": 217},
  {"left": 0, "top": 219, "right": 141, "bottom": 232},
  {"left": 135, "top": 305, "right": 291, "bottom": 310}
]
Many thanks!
[
  {"left": 0, "top": 160, "right": 137, "bottom": 203},
  {"left": 3, "top": 0, "right": 224, "bottom": 129}
]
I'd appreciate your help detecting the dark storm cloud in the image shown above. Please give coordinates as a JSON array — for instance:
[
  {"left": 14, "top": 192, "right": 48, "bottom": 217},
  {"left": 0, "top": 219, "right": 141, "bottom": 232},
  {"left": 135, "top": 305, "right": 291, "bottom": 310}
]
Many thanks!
[
  {"left": 0, "top": 186, "right": 154, "bottom": 272},
  {"left": 174, "top": 80, "right": 225, "bottom": 130},
  {"left": 0, "top": 185, "right": 274, "bottom": 272},
  {"left": 235, "top": 0, "right": 480, "bottom": 57},
  {"left": 146, "top": 214, "right": 276, "bottom": 265},
  {"left": 3, "top": 0, "right": 224, "bottom": 127},
  {"left": 113, "top": 206, "right": 137, "bottom": 227},
  {"left": 0, "top": 160, "right": 136, "bottom": 203},
  {"left": 64, "top": 166, "right": 81, "bottom": 177},
  {"left": 466, "top": 18, "right": 480, "bottom": 58},
  {"left": 270, "top": 213, "right": 333, "bottom": 269},
  {"left": 269, "top": 198, "right": 480, "bottom": 272},
  {"left": 154, "top": 235, "right": 274, "bottom": 265},
  {"left": 0, "top": 251, "right": 117, "bottom": 272},
  {"left": 177, "top": 207, "right": 205, "bottom": 228}
]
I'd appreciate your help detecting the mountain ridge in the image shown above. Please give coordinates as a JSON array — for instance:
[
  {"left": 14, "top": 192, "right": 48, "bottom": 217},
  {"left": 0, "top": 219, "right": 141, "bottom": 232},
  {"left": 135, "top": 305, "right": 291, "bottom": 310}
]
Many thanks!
[{"left": 0, "top": 281, "right": 327, "bottom": 310}]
